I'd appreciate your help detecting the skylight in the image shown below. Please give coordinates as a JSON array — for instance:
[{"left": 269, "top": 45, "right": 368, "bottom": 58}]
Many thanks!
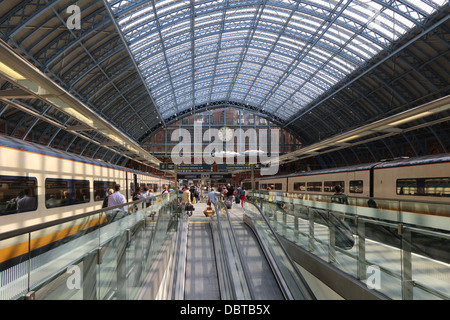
[{"left": 107, "top": 0, "right": 448, "bottom": 122}]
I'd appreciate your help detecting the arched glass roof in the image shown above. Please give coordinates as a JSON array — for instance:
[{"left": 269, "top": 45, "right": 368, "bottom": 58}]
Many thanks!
[{"left": 107, "top": 0, "right": 448, "bottom": 121}]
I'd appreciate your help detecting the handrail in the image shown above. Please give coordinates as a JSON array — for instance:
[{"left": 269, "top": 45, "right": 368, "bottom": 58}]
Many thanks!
[
  {"left": 252, "top": 189, "right": 450, "bottom": 206},
  {"left": 212, "top": 198, "right": 254, "bottom": 300},
  {"left": 0, "top": 192, "right": 179, "bottom": 300},
  {"left": 250, "top": 191, "right": 450, "bottom": 300},
  {"left": 243, "top": 199, "right": 316, "bottom": 300},
  {"left": 171, "top": 206, "right": 189, "bottom": 300},
  {"left": 219, "top": 200, "right": 255, "bottom": 300},
  {"left": 0, "top": 193, "right": 173, "bottom": 241},
  {"left": 211, "top": 200, "right": 238, "bottom": 299}
]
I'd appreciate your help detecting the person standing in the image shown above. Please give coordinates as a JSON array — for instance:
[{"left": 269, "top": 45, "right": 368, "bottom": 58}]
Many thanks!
[
  {"left": 207, "top": 187, "right": 216, "bottom": 206},
  {"left": 239, "top": 187, "right": 246, "bottom": 208},
  {"left": 108, "top": 185, "right": 126, "bottom": 207},
  {"left": 102, "top": 188, "right": 114, "bottom": 208},
  {"left": 182, "top": 186, "right": 192, "bottom": 217}
]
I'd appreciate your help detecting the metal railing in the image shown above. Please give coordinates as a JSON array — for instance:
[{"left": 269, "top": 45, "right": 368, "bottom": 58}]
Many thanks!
[
  {"left": 249, "top": 191, "right": 450, "bottom": 300},
  {"left": 210, "top": 198, "right": 253, "bottom": 299},
  {"left": 0, "top": 192, "right": 179, "bottom": 300}
]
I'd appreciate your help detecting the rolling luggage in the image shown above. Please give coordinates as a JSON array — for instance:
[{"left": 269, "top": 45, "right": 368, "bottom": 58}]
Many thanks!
[{"left": 224, "top": 200, "right": 232, "bottom": 209}]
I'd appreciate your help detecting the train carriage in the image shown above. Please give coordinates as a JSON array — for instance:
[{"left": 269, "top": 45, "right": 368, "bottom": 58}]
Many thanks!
[
  {"left": 0, "top": 135, "right": 173, "bottom": 234},
  {"left": 243, "top": 153, "right": 450, "bottom": 205}
]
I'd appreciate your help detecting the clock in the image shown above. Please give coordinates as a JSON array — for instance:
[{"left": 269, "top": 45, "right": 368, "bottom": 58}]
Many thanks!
[{"left": 218, "top": 126, "right": 233, "bottom": 142}]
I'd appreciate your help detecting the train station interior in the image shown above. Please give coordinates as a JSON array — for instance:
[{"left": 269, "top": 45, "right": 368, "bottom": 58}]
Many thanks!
[{"left": 0, "top": 0, "right": 449, "bottom": 303}]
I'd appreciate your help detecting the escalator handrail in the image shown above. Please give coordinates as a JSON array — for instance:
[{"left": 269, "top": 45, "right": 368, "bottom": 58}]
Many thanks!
[
  {"left": 245, "top": 197, "right": 316, "bottom": 300},
  {"left": 214, "top": 198, "right": 255, "bottom": 300}
]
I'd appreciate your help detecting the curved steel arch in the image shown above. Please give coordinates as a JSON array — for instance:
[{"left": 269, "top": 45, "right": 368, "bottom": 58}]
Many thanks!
[
  {"left": 136, "top": 100, "right": 305, "bottom": 144},
  {"left": 107, "top": 0, "right": 449, "bottom": 126}
]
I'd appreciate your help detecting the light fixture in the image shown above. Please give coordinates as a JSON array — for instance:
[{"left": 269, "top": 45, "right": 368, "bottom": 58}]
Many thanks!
[
  {"left": 336, "top": 134, "right": 361, "bottom": 143},
  {"left": 305, "top": 147, "right": 322, "bottom": 153},
  {"left": 387, "top": 111, "right": 433, "bottom": 127},
  {"left": 0, "top": 61, "right": 26, "bottom": 80}
]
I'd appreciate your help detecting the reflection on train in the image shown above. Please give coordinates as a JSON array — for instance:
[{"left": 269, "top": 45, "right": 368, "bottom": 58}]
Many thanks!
[
  {"left": 0, "top": 135, "right": 174, "bottom": 234},
  {"left": 243, "top": 153, "right": 450, "bottom": 204}
]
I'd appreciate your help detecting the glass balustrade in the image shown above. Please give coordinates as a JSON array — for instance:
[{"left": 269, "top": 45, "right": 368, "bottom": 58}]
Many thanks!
[
  {"left": 248, "top": 191, "right": 450, "bottom": 300},
  {"left": 0, "top": 192, "right": 179, "bottom": 300}
]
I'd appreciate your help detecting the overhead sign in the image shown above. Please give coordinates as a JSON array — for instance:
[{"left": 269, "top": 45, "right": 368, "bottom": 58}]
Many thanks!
[
  {"left": 176, "top": 163, "right": 212, "bottom": 171},
  {"left": 217, "top": 163, "right": 270, "bottom": 170},
  {"left": 160, "top": 163, "right": 211, "bottom": 171},
  {"left": 160, "top": 163, "right": 175, "bottom": 170}
]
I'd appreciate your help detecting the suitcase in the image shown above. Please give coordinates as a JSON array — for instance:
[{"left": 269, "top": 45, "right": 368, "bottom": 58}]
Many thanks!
[{"left": 224, "top": 200, "right": 232, "bottom": 209}]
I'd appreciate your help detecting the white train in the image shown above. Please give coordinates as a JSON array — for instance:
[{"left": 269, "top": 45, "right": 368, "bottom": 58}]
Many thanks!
[
  {"left": 243, "top": 153, "right": 450, "bottom": 204},
  {"left": 0, "top": 134, "right": 174, "bottom": 234}
]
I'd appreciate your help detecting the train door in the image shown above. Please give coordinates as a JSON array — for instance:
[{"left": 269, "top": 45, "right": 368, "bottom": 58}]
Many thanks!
[{"left": 130, "top": 173, "right": 138, "bottom": 200}]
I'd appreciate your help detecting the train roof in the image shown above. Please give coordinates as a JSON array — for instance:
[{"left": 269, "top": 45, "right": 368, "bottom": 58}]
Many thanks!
[
  {"left": 0, "top": 134, "right": 170, "bottom": 180},
  {"left": 374, "top": 153, "right": 450, "bottom": 169},
  {"left": 250, "top": 162, "right": 376, "bottom": 181},
  {"left": 245, "top": 153, "right": 450, "bottom": 181}
]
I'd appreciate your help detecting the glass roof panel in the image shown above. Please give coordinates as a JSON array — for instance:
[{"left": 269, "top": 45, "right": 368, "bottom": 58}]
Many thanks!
[{"left": 108, "top": 0, "right": 448, "bottom": 123}]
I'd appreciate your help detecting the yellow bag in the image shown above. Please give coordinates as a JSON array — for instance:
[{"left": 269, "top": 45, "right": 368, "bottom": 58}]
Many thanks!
[{"left": 192, "top": 197, "right": 196, "bottom": 204}]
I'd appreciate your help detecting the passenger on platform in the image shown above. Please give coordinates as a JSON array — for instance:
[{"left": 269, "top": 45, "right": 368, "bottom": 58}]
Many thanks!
[
  {"left": 221, "top": 185, "right": 227, "bottom": 201},
  {"left": 182, "top": 186, "right": 192, "bottom": 217},
  {"left": 239, "top": 187, "right": 246, "bottom": 208},
  {"left": 332, "top": 185, "right": 348, "bottom": 205},
  {"left": 189, "top": 185, "right": 196, "bottom": 202},
  {"left": 108, "top": 185, "right": 126, "bottom": 207},
  {"left": 182, "top": 186, "right": 190, "bottom": 203},
  {"left": 207, "top": 187, "right": 216, "bottom": 205},
  {"left": 102, "top": 188, "right": 114, "bottom": 208},
  {"left": 226, "top": 184, "right": 234, "bottom": 207},
  {"left": 139, "top": 186, "right": 150, "bottom": 207},
  {"left": 194, "top": 186, "right": 200, "bottom": 203},
  {"left": 267, "top": 187, "right": 274, "bottom": 202},
  {"left": 149, "top": 188, "right": 155, "bottom": 206}
]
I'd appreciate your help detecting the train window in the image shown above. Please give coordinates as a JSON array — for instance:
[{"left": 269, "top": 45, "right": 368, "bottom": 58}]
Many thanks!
[
  {"left": 260, "top": 184, "right": 267, "bottom": 190},
  {"left": 0, "top": 176, "right": 37, "bottom": 215},
  {"left": 324, "top": 181, "right": 345, "bottom": 192},
  {"left": 306, "top": 182, "right": 322, "bottom": 192},
  {"left": 46, "top": 179, "right": 69, "bottom": 208},
  {"left": 349, "top": 180, "right": 363, "bottom": 193},
  {"left": 424, "top": 178, "right": 450, "bottom": 197},
  {"left": 397, "top": 178, "right": 450, "bottom": 197},
  {"left": 274, "top": 183, "right": 283, "bottom": 190},
  {"left": 94, "top": 181, "right": 116, "bottom": 201},
  {"left": 293, "top": 182, "right": 306, "bottom": 191},
  {"left": 46, "top": 179, "right": 90, "bottom": 208},
  {"left": 73, "top": 180, "right": 90, "bottom": 203}
]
